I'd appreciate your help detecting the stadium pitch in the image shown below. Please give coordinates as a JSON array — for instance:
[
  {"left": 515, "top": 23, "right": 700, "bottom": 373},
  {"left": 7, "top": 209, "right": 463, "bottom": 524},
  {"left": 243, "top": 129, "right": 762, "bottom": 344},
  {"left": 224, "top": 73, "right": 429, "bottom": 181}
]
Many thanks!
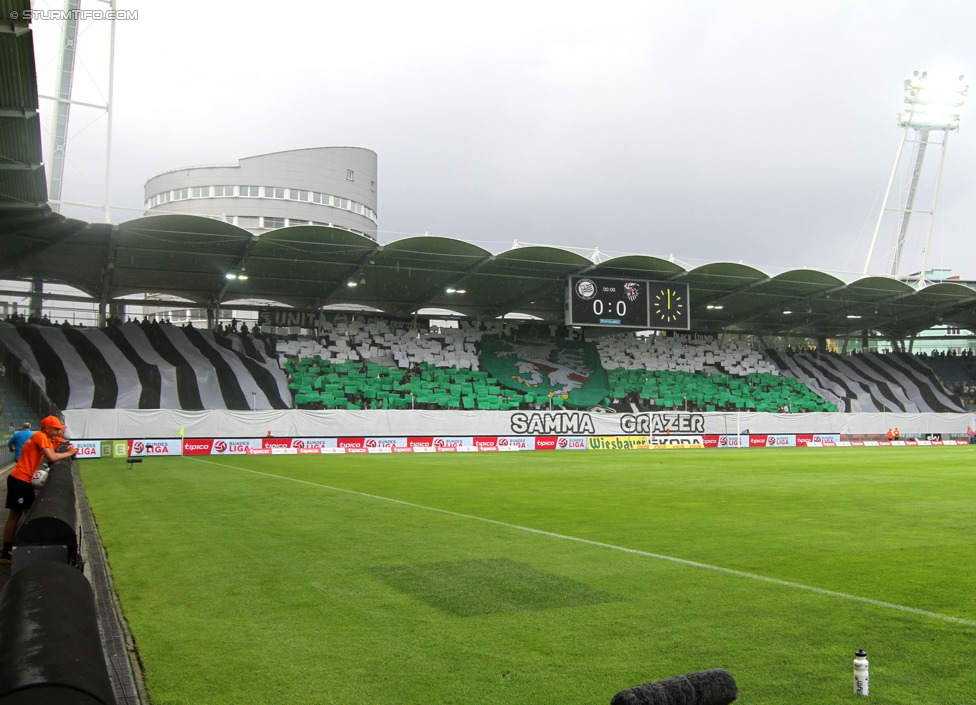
[{"left": 80, "top": 447, "right": 976, "bottom": 704}]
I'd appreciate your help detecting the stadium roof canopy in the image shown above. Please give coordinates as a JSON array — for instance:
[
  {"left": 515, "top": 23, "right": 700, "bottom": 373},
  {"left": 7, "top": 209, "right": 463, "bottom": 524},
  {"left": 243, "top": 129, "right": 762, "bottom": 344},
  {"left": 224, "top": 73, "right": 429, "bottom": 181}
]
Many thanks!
[
  {"left": 3, "top": 5, "right": 976, "bottom": 341},
  {"left": 0, "top": 211, "right": 974, "bottom": 340}
]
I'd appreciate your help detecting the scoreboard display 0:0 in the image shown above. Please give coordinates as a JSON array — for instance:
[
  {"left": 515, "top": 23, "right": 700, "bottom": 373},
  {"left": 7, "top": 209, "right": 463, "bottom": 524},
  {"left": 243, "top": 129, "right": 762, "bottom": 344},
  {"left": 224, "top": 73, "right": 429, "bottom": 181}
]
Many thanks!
[{"left": 566, "top": 276, "right": 650, "bottom": 328}]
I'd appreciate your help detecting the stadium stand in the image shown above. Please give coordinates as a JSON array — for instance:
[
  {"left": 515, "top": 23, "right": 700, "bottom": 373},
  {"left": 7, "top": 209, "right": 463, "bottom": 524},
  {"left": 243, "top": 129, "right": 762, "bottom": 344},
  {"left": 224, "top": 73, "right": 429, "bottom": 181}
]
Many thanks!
[
  {"left": 284, "top": 358, "right": 532, "bottom": 410},
  {"left": 603, "top": 368, "right": 833, "bottom": 413},
  {"left": 917, "top": 353, "right": 976, "bottom": 410},
  {"left": 0, "top": 321, "right": 291, "bottom": 411},
  {"left": 277, "top": 319, "right": 834, "bottom": 412},
  {"left": 765, "top": 349, "right": 965, "bottom": 412},
  {"left": 0, "top": 316, "right": 967, "bottom": 415},
  {"left": 594, "top": 335, "right": 779, "bottom": 376},
  {"left": 888, "top": 352, "right": 968, "bottom": 411},
  {"left": 274, "top": 317, "right": 496, "bottom": 371}
]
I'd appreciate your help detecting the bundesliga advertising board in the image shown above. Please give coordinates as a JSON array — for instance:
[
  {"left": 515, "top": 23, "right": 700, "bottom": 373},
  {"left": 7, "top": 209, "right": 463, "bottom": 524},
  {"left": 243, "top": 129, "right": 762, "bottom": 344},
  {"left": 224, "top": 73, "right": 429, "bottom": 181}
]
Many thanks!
[
  {"left": 69, "top": 414, "right": 967, "bottom": 459},
  {"left": 64, "top": 433, "right": 964, "bottom": 457},
  {"left": 127, "top": 439, "right": 184, "bottom": 457},
  {"left": 70, "top": 440, "right": 104, "bottom": 458}
]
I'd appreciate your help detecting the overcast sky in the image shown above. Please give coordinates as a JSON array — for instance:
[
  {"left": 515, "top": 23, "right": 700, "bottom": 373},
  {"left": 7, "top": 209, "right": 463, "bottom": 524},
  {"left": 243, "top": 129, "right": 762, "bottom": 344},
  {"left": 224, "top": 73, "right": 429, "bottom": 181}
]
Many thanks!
[{"left": 28, "top": 0, "right": 976, "bottom": 281}]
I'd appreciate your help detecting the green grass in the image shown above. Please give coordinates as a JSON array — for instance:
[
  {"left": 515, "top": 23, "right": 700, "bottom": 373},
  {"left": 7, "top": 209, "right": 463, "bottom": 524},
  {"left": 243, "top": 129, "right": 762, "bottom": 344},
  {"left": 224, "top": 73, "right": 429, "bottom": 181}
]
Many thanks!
[{"left": 80, "top": 447, "right": 976, "bottom": 704}]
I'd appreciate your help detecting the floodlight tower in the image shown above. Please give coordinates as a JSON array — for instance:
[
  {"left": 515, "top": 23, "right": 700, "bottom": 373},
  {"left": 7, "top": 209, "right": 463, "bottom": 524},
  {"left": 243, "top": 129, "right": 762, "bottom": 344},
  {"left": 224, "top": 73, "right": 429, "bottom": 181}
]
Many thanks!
[
  {"left": 862, "top": 71, "right": 968, "bottom": 284},
  {"left": 42, "top": 0, "right": 118, "bottom": 223},
  {"left": 47, "top": 0, "right": 81, "bottom": 214}
]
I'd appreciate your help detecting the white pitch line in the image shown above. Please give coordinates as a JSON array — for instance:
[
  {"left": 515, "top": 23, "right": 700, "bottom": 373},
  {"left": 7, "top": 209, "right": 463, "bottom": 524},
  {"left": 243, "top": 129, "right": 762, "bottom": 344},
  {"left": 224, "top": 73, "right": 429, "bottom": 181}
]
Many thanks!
[{"left": 193, "top": 458, "right": 976, "bottom": 628}]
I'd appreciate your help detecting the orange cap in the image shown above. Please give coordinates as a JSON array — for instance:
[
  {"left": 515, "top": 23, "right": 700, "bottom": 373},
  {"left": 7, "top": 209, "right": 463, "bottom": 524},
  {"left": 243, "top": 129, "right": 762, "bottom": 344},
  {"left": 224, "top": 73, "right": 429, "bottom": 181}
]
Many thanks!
[{"left": 40, "top": 415, "right": 66, "bottom": 430}]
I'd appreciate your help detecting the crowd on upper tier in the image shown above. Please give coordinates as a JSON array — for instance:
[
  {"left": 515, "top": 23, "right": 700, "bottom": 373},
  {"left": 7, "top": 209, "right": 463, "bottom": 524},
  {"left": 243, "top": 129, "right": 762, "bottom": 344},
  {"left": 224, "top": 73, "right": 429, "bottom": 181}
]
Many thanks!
[{"left": 3, "top": 313, "right": 278, "bottom": 345}]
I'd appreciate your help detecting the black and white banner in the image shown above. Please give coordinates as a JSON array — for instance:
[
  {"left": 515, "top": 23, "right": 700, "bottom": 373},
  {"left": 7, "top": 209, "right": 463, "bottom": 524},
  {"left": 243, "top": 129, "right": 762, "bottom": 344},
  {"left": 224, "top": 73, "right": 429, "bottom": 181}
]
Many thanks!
[{"left": 0, "top": 322, "right": 291, "bottom": 411}]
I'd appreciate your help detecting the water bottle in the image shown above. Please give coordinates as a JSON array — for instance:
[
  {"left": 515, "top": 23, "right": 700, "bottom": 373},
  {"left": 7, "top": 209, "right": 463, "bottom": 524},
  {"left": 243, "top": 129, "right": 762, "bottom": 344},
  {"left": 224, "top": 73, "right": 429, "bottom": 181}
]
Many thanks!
[{"left": 854, "top": 649, "right": 869, "bottom": 696}]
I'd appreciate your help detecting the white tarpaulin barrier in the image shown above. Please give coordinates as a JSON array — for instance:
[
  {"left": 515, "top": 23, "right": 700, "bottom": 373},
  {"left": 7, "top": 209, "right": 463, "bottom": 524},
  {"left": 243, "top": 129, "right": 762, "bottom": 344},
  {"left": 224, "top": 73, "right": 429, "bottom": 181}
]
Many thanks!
[{"left": 65, "top": 408, "right": 976, "bottom": 441}]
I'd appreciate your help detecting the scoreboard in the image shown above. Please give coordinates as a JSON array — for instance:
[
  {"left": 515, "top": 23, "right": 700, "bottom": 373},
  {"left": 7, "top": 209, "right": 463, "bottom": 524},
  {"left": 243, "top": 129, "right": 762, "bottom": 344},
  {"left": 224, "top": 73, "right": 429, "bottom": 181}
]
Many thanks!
[{"left": 566, "top": 276, "right": 690, "bottom": 330}]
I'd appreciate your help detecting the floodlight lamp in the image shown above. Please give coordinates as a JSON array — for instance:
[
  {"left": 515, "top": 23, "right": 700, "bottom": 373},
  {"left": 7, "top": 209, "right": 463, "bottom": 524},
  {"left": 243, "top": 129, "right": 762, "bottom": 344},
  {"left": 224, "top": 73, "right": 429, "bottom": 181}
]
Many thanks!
[
  {"left": 347, "top": 280, "right": 358, "bottom": 287},
  {"left": 225, "top": 273, "right": 236, "bottom": 280},
  {"left": 899, "top": 71, "right": 968, "bottom": 129},
  {"left": 446, "top": 287, "right": 456, "bottom": 294},
  {"left": 846, "top": 314, "right": 862, "bottom": 319},
  {"left": 237, "top": 274, "right": 248, "bottom": 281},
  {"left": 782, "top": 310, "right": 792, "bottom": 315},
  {"left": 899, "top": 110, "right": 961, "bottom": 130}
]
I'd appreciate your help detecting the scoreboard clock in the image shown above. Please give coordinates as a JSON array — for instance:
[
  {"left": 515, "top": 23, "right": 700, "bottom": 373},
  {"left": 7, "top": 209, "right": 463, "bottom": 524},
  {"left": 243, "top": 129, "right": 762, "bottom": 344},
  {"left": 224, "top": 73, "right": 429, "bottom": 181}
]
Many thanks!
[
  {"left": 649, "top": 282, "right": 690, "bottom": 330},
  {"left": 566, "top": 276, "right": 690, "bottom": 330}
]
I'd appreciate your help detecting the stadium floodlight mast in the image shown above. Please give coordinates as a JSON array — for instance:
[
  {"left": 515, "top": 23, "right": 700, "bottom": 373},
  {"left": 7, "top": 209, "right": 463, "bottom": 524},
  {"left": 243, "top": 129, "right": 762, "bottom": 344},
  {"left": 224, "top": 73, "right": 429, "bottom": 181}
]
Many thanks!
[
  {"left": 862, "top": 71, "right": 968, "bottom": 284},
  {"left": 41, "top": 0, "right": 119, "bottom": 224}
]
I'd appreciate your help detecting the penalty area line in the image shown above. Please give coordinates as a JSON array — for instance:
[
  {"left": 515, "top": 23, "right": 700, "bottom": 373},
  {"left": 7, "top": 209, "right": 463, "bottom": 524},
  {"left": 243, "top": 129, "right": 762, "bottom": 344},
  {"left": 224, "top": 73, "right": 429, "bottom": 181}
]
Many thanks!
[{"left": 192, "top": 457, "right": 976, "bottom": 628}]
